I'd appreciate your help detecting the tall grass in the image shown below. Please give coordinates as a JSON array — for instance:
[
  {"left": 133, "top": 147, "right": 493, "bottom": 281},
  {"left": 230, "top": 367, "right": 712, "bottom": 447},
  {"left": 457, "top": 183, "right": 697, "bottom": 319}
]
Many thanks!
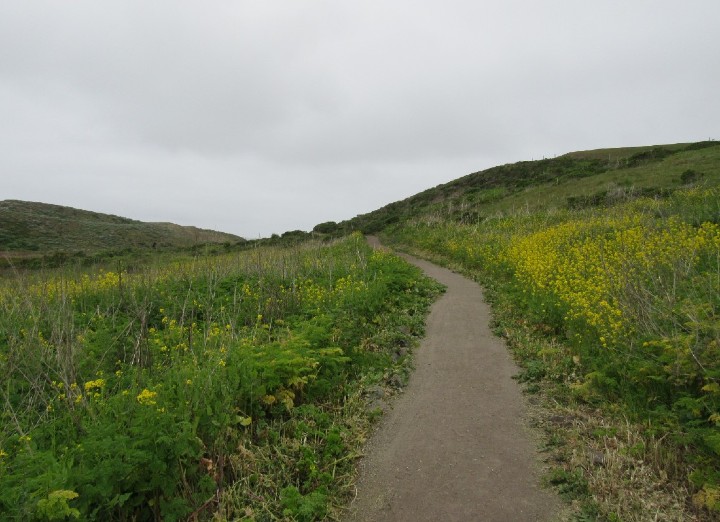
[{"left": 0, "top": 233, "right": 442, "bottom": 520}]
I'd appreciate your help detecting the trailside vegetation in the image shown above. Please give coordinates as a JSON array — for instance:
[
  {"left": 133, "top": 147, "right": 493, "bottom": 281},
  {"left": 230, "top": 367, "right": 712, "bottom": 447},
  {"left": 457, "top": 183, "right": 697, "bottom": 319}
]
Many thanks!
[
  {"left": 0, "top": 233, "right": 443, "bottom": 520},
  {"left": 385, "top": 185, "right": 720, "bottom": 520}
]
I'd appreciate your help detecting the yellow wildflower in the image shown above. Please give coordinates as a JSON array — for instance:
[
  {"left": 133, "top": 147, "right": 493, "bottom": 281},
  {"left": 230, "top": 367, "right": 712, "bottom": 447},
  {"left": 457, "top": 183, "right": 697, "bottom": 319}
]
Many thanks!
[
  {"left": 136, "top": 389, "right": 158, "bottom": 405},
  {"left": 84, "top": 379, "right": 105, "bottom": 392}
]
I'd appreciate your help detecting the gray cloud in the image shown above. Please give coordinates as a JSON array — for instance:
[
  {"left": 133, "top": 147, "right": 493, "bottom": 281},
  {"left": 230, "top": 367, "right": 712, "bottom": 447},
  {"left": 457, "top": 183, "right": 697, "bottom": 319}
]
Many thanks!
[{"left": 2, "top": 1, "right": 719, "bottom": 237}]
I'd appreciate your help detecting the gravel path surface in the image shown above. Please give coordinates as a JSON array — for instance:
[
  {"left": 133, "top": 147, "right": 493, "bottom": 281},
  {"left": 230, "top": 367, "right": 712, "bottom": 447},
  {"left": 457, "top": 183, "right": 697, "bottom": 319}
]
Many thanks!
[{"left": 344, "top": 238, "right": 561, "bottom": 521}]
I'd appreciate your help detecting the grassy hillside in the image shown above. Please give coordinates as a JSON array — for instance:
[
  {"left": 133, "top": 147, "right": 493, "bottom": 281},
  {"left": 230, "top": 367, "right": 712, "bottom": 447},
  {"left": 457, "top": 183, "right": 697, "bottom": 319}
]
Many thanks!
[
  {"left": 0, "top": 200, "right": 244, "bottom": 255},
  {"left": 324, "top": 140, "right": 720, "bottom": 234},
  {"left": 378, "top": 139, "right": 720, "bottom": 520}
]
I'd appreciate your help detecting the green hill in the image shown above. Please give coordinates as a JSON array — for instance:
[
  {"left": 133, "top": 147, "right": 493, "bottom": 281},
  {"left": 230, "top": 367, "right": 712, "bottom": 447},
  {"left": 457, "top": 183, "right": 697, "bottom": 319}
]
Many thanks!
[
  {"left": 325, "top": 140, "right": 720, "bottom": 234},
  {"left": 0, "top": 200, "right": 244, "bottom": 255},
  {"left": 365, "top": 139, "right": 720, "bottom": 520}
]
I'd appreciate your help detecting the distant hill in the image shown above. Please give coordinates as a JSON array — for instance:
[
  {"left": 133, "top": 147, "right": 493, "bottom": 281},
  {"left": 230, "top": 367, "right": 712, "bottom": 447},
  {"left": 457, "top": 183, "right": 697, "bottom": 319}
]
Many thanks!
[
  {"left": 0, "top": 200, "right": 244, "bottom": 255},
  {"left": 319, "top": 140, "right": 720, "bottom": 234}
]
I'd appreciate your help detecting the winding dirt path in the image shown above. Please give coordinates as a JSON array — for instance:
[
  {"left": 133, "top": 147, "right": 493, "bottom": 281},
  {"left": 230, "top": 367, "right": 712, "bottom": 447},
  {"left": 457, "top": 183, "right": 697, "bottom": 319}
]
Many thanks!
[{"left": 345, "top": 238, "right": 561, "bottom": 521}]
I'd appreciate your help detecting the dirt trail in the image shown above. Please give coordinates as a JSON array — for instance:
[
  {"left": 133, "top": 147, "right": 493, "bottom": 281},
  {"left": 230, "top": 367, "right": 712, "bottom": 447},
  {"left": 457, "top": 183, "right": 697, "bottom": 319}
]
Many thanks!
[{"left": 345, "top": 238, "right": 561, "bottom": 521}]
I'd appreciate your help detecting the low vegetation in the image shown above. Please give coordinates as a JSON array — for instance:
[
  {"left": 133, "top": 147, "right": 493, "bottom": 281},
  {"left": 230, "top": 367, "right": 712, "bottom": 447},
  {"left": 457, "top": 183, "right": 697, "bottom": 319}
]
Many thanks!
[
  {"left": 385, "top": 181, "right": 720, "bottom": 520},
  {"left": 0, "top": 234, "right": 442, "bottom": 520}
]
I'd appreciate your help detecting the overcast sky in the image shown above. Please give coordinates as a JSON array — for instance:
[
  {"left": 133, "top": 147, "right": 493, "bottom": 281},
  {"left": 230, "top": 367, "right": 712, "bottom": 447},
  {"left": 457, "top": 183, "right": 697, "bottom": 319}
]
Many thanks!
[{"left": 1, "top": 1, "right": 718, "bottom": 238}]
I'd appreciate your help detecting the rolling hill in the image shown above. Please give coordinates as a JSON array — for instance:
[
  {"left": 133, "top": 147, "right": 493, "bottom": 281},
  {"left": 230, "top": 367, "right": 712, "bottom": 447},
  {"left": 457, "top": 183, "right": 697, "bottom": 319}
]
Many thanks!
[
  {"left": 5, "top": 140, "right": 719, "bottom": 259},
  {"left": 363, "top": 139, "right": 720, "bottom": 520},
  {"left": 325, "top": 140, "right": 720, "bottom": 234},
  {"left": 0, "top": 200, "right": 244, "bottom": 256}
]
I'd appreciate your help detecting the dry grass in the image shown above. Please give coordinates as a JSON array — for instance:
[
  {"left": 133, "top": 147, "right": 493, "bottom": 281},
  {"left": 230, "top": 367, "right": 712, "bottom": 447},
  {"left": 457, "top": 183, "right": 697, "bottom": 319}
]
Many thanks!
[
  {"left": 532, "top": 404, "right": 696, "bottom": 521},
  {"left": 515, "top": 340, "right": 713, "bottom": 521}
]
